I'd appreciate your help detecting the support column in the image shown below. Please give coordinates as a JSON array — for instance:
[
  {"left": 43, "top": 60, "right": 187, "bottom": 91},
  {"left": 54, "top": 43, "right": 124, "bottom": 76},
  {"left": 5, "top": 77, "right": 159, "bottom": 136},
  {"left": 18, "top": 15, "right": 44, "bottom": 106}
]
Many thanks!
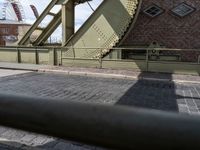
[{"left": 62, "top": 0, "right": 75, "bottom": 46}]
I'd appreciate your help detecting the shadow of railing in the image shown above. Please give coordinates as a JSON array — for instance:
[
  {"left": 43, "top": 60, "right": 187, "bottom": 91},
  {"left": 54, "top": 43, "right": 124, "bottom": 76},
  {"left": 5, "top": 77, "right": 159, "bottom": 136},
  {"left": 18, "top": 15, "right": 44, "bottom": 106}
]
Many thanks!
[{"left": 116, "top": 72, "right": 178, "bottom": 112}]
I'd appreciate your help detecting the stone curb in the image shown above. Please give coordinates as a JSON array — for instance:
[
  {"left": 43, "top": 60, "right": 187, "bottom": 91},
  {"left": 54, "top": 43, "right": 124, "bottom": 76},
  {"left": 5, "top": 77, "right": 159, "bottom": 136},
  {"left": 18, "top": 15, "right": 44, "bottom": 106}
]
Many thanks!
[
  {"left": 0, "top": 66, "right": 38, "bottom": 72},
  {"left": 0, "top": 65, "right": 199, "bottom": 84},
  {"left": 38, "top": 69, "right": 200, "bottom": 84}
]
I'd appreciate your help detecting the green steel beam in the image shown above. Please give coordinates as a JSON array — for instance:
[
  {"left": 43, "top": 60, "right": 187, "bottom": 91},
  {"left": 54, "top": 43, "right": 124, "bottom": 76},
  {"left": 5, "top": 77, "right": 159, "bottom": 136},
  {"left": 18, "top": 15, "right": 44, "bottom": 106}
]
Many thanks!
[
  {"left": 18, "top": 0, "right": 60, "bottom": 45},
  {"left": 118, "top": 0, "right": 142, "bottom": 46},
  {"left": 63, "top": 0, "right": 141, "bottom": 59},
  {"left": 18, "top": 0, "right": 91, "bottom": 46},
  {"left": 56, "top": 0, "right": 70, "bottom": 4},
  {"left": 33, "top": 10, "right": 62, "bottom": 46},
  {"left": 33, "top": 0, "right": 75, "bottom": 46},
  {"left": 62, "top": 0, "right": 75, "bottom": 46}
]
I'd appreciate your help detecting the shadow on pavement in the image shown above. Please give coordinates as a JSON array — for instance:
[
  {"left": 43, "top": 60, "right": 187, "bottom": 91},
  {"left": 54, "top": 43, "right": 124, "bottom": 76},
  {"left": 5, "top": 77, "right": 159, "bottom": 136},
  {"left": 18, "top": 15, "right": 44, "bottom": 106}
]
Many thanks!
[{"left": 116, "top": 72, "right": 179, "bottom": 112}]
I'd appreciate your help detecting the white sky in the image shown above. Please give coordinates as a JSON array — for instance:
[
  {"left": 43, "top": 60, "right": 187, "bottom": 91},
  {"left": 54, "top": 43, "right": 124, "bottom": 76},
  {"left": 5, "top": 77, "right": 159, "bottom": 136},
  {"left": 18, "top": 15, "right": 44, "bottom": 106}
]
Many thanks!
[
  {"left": 0, "top": 0, "right": 102, "bottom": 41},
  {"left": 18, "top": 0, "right": 102, "bottom": 41},
  {"left": 20, "top": 0, "right": 102, "bottom": 30}
]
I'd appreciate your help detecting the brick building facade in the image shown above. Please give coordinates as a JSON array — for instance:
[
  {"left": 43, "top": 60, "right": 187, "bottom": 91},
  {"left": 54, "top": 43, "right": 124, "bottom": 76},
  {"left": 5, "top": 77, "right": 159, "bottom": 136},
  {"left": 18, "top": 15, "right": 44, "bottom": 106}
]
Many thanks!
[
  {"left": 0, "top": 23, "right": 18, "bottom": 46},
  {"left": 0, "top": 22, "right": 31, "bottom": 46},
  {"left": 122, "top": 0, "right": 200, "bottom": 62}
]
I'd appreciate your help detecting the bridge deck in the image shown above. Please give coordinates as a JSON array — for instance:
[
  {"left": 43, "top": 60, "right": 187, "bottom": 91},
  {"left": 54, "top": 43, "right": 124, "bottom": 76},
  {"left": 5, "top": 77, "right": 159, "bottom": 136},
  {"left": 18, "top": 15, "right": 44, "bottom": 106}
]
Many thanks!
[{"left": 0, "top": 68, "right": 199, "bottom": 149}]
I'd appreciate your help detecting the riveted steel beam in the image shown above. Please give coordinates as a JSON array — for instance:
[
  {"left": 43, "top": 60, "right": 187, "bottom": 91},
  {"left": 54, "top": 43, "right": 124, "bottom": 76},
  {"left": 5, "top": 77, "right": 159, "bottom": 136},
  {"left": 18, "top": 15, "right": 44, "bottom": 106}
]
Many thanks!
[
  {"left": 63, "top": 0, "right": 141, "bottom": 59},
  {"left": 18, "top": 0, "right": 60, "bottom": 45},
  {"left": 62, "top": 0, "right": 74, "bottom": 46},
  {"left": 33, "top": 10, "right": 62, "bottom": 46}
]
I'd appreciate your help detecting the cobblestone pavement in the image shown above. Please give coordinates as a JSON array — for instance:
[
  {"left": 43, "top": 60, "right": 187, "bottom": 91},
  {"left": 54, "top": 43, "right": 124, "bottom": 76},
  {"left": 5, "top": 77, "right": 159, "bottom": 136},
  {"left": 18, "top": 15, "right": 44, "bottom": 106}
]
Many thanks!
[{"left": 0, "top": 71, "right": 200, "bottom": 149}]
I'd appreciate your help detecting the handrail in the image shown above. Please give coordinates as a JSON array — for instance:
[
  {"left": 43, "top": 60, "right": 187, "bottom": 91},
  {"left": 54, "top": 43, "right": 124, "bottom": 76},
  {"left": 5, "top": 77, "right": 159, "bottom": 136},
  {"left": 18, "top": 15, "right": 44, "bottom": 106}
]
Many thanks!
[
  {"left": 1, "top": 46, "right": 200, "bottom": 51},
  {"left": 61, "top": 47, "right": 200, "bottom": 51},
  {"left": 0, "top": 94, "right": 200, "bottom": 149}
]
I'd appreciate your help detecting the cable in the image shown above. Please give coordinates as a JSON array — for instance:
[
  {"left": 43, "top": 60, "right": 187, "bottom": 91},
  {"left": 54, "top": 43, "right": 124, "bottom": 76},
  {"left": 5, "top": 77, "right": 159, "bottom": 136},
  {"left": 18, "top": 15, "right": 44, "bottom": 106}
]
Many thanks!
[{"left": 87, "top": 1, "right": 94, "bottom": 12}]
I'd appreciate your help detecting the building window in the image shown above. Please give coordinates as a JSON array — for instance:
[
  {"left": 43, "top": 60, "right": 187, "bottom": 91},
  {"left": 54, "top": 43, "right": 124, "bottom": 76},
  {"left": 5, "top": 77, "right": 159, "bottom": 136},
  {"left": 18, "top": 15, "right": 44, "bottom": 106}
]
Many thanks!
[
  {"left": 143, "top": 4, "right": 164, "bottom": 18},
  {"left": 171, "top": 3, "right": 195, "bottom": 17},
  {"left": 0, "top": 28, "right": 9, "bottom": 34}
]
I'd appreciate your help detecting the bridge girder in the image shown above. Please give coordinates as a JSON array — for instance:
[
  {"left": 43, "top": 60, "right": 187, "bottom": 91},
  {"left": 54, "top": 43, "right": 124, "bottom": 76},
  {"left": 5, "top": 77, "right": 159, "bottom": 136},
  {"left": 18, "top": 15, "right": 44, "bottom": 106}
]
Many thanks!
[{"left": 18, "top": 0, "right": 93, "bottom": 46}]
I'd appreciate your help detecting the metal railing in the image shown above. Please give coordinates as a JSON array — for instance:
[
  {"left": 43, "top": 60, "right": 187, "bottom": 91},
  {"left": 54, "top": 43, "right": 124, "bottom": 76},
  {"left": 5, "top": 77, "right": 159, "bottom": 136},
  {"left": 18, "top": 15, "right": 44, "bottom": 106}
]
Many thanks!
[
  {"left": 0, "top": 46, "right": 54, "bottom": 65},
  {"left": 0, "top": 94, "right": 200, "bottom": 149},
  {"left": 61, "top": 46, "right": 200, "bottom": 57},
  {"left": 0, "top": 46, "right": 200, "bottom": 73},
  {"left": 61, "top": 46, "right": 200, "bottom": 71}
]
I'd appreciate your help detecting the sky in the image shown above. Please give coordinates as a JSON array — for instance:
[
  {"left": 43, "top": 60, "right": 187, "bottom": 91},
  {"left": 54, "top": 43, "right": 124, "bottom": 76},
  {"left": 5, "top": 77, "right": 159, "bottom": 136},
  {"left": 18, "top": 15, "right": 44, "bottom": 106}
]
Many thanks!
[
  {"left": 0, "top": 0, "right": 102, "bottom": 41},
  {"left": 20, "top": 0, "right": 102, "bottom": 30},
  {"left": 17, "top": 0, "right": 103, "bottom": 41}
]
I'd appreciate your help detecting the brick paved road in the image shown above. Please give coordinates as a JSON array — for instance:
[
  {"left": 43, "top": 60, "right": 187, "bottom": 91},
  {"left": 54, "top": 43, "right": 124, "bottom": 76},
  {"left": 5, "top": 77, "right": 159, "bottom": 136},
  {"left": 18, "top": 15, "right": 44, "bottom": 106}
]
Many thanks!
[{"left": 0, "top": 71, "right": 200, "bottom": 149}]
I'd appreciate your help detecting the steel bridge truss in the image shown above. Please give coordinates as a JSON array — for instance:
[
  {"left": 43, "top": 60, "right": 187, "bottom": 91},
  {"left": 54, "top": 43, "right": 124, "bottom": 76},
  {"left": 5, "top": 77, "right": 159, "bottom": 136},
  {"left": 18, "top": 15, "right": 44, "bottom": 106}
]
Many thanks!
[
  {"left": 18, "top": 0, "right": 142, "bottom": 60},
  {"left": 18, "top": 0, "right": 90, "bottom": 46}
]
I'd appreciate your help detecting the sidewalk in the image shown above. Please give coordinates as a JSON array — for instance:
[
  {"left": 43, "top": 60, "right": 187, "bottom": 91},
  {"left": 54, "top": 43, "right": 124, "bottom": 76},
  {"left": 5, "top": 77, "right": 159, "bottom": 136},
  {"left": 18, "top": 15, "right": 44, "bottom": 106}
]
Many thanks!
[
  {"left": 0, "top": 62, "right": 200, "bottom": 84},
  {"left": 0, "top": 62, "right": 50, "bottom": 71}
]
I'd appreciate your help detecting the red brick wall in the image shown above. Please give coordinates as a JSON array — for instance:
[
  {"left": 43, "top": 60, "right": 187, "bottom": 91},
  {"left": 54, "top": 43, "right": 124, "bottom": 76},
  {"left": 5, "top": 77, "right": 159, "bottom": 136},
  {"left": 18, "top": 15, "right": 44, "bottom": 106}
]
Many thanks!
[
  {"left": 0, "top": 37, "right": 5, "bottom": 46},
  {"left": 0, "top": 24, "right": 18, "bottom": 46},
  {"left": 122, "top": 0, "right": 200, "bottom": 62}
]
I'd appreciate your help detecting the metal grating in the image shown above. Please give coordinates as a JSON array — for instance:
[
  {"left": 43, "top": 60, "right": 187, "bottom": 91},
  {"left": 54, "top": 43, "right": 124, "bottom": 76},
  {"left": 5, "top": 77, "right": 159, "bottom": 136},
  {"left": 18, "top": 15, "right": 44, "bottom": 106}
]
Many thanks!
[
  {"left": 143, "top": 4, "right": 164, "bottom": 18},
  {"left": 171, "top": 3, "right": 195, "bottom": 17}
]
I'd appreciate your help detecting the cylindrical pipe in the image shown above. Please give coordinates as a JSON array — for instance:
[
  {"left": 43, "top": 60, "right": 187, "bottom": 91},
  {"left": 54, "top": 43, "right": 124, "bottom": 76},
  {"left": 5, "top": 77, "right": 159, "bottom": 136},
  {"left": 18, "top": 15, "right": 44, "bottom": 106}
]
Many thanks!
[{"left": 0, "top": 94, "right": 200, "bottom": 149}]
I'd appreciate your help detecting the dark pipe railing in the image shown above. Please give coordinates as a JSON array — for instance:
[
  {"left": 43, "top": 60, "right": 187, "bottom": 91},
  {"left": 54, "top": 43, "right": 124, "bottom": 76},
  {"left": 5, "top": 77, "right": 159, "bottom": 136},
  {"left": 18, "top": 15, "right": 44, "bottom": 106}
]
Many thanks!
[{"left": 0, "top": 94, "right": 200, "bottom": 149}]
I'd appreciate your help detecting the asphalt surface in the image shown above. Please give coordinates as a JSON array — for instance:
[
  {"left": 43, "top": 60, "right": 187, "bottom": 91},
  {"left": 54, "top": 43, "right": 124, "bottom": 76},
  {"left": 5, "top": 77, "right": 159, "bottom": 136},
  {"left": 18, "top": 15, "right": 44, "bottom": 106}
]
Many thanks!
[{"left": 0, "top": 69, "right": 200, "bottom": 149}]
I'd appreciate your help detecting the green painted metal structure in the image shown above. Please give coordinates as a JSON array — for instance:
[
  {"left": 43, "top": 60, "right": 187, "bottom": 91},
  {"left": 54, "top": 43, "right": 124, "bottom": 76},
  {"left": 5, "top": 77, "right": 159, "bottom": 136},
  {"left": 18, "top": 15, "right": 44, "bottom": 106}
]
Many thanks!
[
  {"left": 4, "top": 0, "right": 198, "bottom": 75},
  {"left": 18, "top": 0, "right": 62, "bottom": 46},
  {"left": 18, "top": 0, "right": 89, "bottom": 46},
  {"left": 0, "top": 46, "right": 199, "bottom": 75},
  {"left": 18, "top": 0, "right": 141, "bottom": 58},
  {"left": 63, "top": 0, "right": 141, "bottom": 59}
]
